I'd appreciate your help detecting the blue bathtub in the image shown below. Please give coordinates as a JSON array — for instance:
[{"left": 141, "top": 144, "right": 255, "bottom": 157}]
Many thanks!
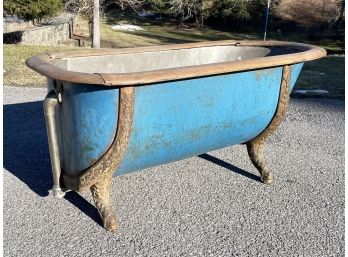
[{"left": 26, "top": 40, "right": 326, "bottom": 232}]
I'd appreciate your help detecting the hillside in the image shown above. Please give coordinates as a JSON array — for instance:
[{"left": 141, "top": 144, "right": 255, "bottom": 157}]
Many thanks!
[{"left": 274, "top": 0, "right": 340, "bottom": 27}]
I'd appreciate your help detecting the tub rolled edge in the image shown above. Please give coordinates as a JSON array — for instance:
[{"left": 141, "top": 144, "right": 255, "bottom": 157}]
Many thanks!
[{"left": 25, "top": 40, "right": 327, "bottom": 87}]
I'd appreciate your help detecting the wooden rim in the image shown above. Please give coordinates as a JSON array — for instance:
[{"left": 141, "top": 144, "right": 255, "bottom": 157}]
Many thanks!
[{"left": 26, "top": 40, "right": 326, "bottom": 86}]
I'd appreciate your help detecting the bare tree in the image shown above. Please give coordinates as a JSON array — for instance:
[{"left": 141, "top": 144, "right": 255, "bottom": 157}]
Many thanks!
[
  {"left": 329, "top": 0, "right": 345, "bottom": 37},
  {"left": 166, "top": 0, "right": 215, "bottom": 29},
  {"left": 168, "top": 0, "right": 198, "bottom": 27},
  {"left": 65, "top": 0, "right": 94, "bottom": 15},
  {"left": 114, "top": 0, "right": 144, "bottom": 10},
  {"left": 194, "top": 0, "right": 214, "bottom": 29},
  {"left": 65, "top": 0, "right": 97, "bottom": 44},
  {"left": 65, "top": 0, "right": 143, "bottom": 47}
]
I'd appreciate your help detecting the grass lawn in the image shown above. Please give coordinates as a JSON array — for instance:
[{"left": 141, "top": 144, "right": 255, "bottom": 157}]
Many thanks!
[
  {"left": 4, "top": 44, "right": 84, "bottom": 86},
  {"left": 4, "top": 44, "right": 344, "bottom": 100},
  {"left": 83, "top": 9, "right": 344, "bottom": 53},
  {"left": 75, "top": 10, "right": 262, "bottom": 48},
  {"left": 293, "top": 56, "right": 345, "bottom": 99},
  {"left": 3, "top": 11, "right": 345, "bottom": 99}
]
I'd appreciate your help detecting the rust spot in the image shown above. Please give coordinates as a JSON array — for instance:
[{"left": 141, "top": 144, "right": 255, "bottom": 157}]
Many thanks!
[
  {"left": 184, "top": 124, "right": 214, "bottom": 143},
  {"left": 240, "top": 117, "right": 257, "bottom": 126},
  {"left": 84, "top": 145, "right": 96, "bottom": 152},
  {"left": 253, "top": 68, "right": 277, "bottom": 81},
  {"left": 222, "top": 122, "right": 232, "bottom": 129},
  {"left": 89, "top": 158, "right": 98, "bottom": 166}
]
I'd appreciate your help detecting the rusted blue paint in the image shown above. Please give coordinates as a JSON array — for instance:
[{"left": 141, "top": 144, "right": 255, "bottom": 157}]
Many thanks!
[
  {"left": 59, "top": 84, "right": 119, "bottom": 175},
  {"left": 58, "top": 63, "right": 304, "bottom": 177},
  {"left": 290, "top": 63, "right": 304, "bottom": 90},
  {"left": 116, "top": 66, "right": 284, "bottom": 176}
]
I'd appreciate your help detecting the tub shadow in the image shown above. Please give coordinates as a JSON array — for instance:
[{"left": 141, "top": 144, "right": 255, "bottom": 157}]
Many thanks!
[
  {"left": 198, "top": 153, "right": 261, "bottom": 182},
  {"left": 4, "top": 101, "right": 100, "bottom": 225}
]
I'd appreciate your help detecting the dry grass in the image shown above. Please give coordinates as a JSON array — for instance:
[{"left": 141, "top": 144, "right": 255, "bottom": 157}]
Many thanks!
[
  {"left": 3, "top": 44, "right": 83, "bottom": 86},
  {"left": 274, "top": 0, "right": 338, "bottom": 26},
  {"left": 5, "top": 44, "right": 344, "bottom": 100},
  {"left": 4, "top": 9, "right": 344, "bottom": 99},
  {"left": 3, "top": 16, "right": 262, "bottom": 87},
  {"left": 293, "top": 56, "right": 345, "bottom": 99},
  {"left": 74, "top": 10, "right": 261, "bottom": 48},
  {"left": 75, "top": 9, "right": 344, "bottom": 52}
]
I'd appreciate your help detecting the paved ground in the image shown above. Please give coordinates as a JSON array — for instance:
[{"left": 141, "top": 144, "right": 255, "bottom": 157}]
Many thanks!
[{"left": 4, "top": 86, "right": 344, "bottom": 257}]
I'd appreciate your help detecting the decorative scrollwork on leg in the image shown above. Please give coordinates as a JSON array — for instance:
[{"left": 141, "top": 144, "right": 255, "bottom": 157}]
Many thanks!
[
  {"left": 63, "top": 86, "right": 135, "bottom": 232},
  {"left": 246, "top": 141, "right": 273, "bottom": 184},
  {"left": 64, "top": 86, "right": 135, "bottom": 192},
  {"left": 246, "top": 65, "right": 291, "bottom": 184},
  {"left": 90, "top": 174, "right": 117, "bottom": 232}
]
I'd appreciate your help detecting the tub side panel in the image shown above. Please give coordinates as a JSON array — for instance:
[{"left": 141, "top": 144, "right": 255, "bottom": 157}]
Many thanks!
[
  {"left": 60, "top": 84, "right": 119, "bottom": 176},
  {"left": 290, "top": 63, "right": 304, "bottom": 91},
  {"left": 116, "top": 67, "right": 283, "bottom": 176}
]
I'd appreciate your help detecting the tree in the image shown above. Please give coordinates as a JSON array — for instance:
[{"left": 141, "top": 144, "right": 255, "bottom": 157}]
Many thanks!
[
  {"left": 211, "top": 0, "right": 267, "bottom": 24},
  {"left": 65, "top": 0, "right": 143, "bottom": 47},
  {"left": 329, "top": 0, "right": 345, "bottom": 37},
  {"left": 193, "top": 0, "right": 215, "bottom": 29},
  {"left": 109, "top": 0, "right": 144, "bottom": 10},
  {"left": 4, "top": 0, "right": 63, "bottom": 22},
  {"left": 167, "top": 0, "right": 198, "bottom": 27},
  {"left": 213, "top": 0, "right": 253, "bottom": 21},
  {"left": 65, "top": 0, "right": 97, "bottom": 46},
  {"left": 158, "top": 0, "right": 265, "bottom": 29}
]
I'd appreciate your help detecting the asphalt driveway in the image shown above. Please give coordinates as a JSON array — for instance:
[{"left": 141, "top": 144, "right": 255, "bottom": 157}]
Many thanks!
[{"left": 3, "top": 86, "right": 344, "bottom": 257}]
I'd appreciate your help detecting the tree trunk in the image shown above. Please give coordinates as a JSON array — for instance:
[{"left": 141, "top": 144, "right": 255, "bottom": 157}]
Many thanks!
[
  {"left": 335, "top": 0, "right": 345, "bottom": 37},
  {"left": 88, "top": 17, "right": 93, "bottom": 39},
  {"left": 199, "top": 2, "right": 204, "bottom": 30},
  {"left": 199, "top": 13, "right": 204, "bottom": 30},
  {"left": 320, "top": 0, "right": 326, "bottom": 23},
  {"left": 92, "top": 0, "right": 101, "bottom": 48},
  {"left": 177, "top": 13, "right": 184, "bottom": 27},
  {"left": 329, "top": 0, "right": 345, "bottom": 37},
  {"left": 195, "top": 14, "right": 199, "bottom": 28}
]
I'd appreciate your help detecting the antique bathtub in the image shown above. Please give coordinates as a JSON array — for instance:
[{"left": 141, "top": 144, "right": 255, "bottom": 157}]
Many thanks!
[{"left": 26, "top": 40, "right": 326, "bottom": 232}]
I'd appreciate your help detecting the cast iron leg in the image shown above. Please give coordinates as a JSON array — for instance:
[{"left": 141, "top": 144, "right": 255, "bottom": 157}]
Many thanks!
[
  {"left": 90, "top": 175, "right": 118, "bottom": 232},
  {"left": 245, "top": 65, "right": 292, "bottom": 185},
  {"left": 246, "top": 140, "right": 273, "bottom": 185}
]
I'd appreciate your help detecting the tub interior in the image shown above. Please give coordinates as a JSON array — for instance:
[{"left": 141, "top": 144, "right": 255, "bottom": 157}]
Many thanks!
[{"left": 53, "top": 45, "right": 301, "bottom": 74}]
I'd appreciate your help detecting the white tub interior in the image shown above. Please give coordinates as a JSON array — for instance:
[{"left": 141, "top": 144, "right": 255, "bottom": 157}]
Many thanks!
[{"left": 54, "top": 45, "right": 298, "bottom": 74}]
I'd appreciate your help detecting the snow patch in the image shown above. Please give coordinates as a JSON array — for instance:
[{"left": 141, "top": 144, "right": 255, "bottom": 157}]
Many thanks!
[
  {"left": 138, "top": 10, "right": 154, "bottom": 17},
  {"left": 294, "top": 89, "right": 329, "bottom": 94},
  {"left": 111, "top": 24, "right": 143, "bottom": 31}
]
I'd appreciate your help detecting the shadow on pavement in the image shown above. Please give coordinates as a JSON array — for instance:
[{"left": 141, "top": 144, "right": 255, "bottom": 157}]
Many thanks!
[
  {"left": 3, "top": 101, "right": 101, "bottom": 225},
  {"left": 6, "top": 98, "right": 341, "bottom": 227},
  {"left": 198, "top": 153, "right": 261, "bottom": 182}
]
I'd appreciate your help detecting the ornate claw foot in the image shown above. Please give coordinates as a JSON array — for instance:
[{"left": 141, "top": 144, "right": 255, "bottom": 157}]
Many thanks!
[
  {"left": 245, "top": 65, "right": 291, "bottom": 185},
  {"left": 90, "top": 175, "right": 118, "bottom": 233},
  {"left": 62, "top": 87, "right": 135, "bottom": 233},
  {"left": 246, "top": 141, "right": 273, "bottom": 185}
]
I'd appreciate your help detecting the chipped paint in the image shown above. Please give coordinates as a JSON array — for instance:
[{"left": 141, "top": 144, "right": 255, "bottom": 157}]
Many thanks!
[
  {"left": 57, "top": 63, "right": 304, "bottom": 178},
  {"left": 116, "top": 66, "right": 289, "bottom": 176},
  {"left": 59, "top": 83, "right": 119, "bottom": 176},
  {"left": 253, "top": 67, "right": 278, "bottom": 81}
]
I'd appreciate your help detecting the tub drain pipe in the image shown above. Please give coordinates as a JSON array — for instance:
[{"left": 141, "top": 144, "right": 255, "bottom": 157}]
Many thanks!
[{"left": 43, "top": 90, "right": 68, "bottom": 199}]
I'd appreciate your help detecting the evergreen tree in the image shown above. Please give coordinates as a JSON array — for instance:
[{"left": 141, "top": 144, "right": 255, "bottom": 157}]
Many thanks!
[{"left": 4, "top": 0, "right": 63, "bottom": 21}]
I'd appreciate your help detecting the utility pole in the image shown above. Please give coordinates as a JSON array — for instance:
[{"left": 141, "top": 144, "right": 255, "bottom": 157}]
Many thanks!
[
  {"left": 263, "top": 0, "right": 271, "bottom": 41},
  {"left": 92, "top": 0, "right": 100, "bottom": 48}
]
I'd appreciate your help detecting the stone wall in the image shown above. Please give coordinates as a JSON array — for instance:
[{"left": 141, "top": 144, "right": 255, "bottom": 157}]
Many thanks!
[
  {"left": 3, "top": 20, "right": 35, "bottom": 33},
  {"left": 3, "top": 15, "right": 76, "bottom": 46}
]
